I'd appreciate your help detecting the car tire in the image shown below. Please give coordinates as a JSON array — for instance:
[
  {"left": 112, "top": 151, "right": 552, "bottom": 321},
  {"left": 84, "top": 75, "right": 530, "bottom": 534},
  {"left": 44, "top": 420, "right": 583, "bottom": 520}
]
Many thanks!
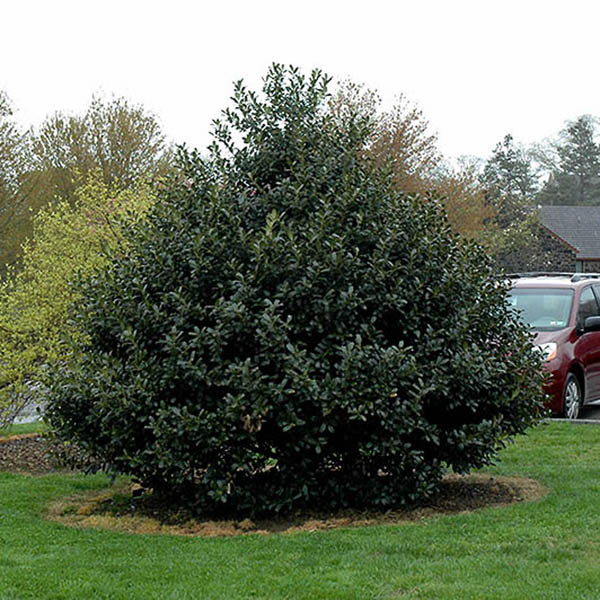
[{"left": 563, "top": 373, "right": 582, "bottom": 420}]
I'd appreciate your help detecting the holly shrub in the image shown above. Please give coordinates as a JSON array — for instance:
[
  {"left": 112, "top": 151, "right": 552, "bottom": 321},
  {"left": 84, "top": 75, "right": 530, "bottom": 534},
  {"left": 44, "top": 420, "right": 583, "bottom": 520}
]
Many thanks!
[{"left": 46, "top": 65, "right": 545, "bottom": 516}]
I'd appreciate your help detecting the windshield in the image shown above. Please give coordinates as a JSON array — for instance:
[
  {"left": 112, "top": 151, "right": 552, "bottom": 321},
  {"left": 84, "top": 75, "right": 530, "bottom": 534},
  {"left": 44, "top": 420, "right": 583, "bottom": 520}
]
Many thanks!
[{"left": 508, "top": 287, "right": 574, "bottom": 331}]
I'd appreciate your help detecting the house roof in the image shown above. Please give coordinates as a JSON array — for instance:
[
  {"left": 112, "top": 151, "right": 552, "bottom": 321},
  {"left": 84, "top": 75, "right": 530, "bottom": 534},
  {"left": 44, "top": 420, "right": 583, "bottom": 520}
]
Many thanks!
[{"left": 540, "top": 205, "right": 600, "bottom": 260}]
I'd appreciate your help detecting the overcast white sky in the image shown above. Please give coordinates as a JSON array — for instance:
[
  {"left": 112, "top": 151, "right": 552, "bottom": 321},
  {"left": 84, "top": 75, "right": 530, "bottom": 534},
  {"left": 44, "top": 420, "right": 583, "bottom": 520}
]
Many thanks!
[{"left": 2, "top": 0, "right": 599, "bottom": 160}]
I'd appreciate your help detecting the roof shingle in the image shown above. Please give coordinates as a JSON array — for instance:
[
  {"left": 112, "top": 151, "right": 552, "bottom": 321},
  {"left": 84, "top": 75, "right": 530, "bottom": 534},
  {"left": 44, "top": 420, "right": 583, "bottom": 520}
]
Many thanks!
[{"left": 540, "top": 206, "right": 600, "bottom": 259}]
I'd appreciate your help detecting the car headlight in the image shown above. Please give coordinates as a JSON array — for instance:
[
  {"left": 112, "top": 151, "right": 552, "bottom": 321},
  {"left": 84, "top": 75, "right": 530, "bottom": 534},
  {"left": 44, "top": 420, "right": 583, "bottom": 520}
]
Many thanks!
[{"left": 536, "top": 342, "right": 557, "bottom": 362}]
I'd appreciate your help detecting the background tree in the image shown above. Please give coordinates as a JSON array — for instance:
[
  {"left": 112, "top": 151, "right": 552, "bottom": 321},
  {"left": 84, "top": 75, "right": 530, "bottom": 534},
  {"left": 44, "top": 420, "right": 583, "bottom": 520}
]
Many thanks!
[
  {"left": 486, "top": 210, "right": 576, "bottom": 273},
  {"left": 0, "top": 91, "right": 39, "bottom": 273},
  {"left": 30, "top": 95, "right": 172, "bottom": 206},
  {"left": 0, "top": 92, "right": 25, "bottom": 195},
  {"left": 480, "top": 134, "right": 539, "bottom": 202},
  {"left": 0, "top": 174, "right": 155, "bottom": 429},
  {"left": 330, "top": 82, "right": 494, "bottom": 239},
  {"left": 473, "top": 134, "right": 561, "bottom": 272},
  {"left": 46, "top": 65, "right": 544, "bottom": 516},
  {"left": 428, "top": 162, "right": 495, "bottom": 238},
  {"left": 538, "top": 115, "right": 600, "bottom": 205},
  {"left": 330, "top": 82, "right": 439, "bottom": 191},
  {"left": 0, "top": 95, "right": 172, "bottom": 275},
  {"left": 477, "top": 133, "right": 540, "bottom": 238}
]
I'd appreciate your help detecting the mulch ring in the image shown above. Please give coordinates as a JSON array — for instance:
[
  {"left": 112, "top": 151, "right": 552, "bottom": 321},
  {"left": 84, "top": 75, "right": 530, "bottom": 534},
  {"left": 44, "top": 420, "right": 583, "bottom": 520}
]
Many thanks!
[
  {"left": 46, "top": 473, "right": 546, "bottom": 538},
  {"left": 1, "top": 433, "right": 546, "bottom": 537}
]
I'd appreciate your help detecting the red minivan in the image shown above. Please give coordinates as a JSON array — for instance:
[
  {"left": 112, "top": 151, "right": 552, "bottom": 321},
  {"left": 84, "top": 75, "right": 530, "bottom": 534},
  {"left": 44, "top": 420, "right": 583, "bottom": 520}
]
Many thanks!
[{"left": 509, "top": 273, "right": 600, "bottom": 419}]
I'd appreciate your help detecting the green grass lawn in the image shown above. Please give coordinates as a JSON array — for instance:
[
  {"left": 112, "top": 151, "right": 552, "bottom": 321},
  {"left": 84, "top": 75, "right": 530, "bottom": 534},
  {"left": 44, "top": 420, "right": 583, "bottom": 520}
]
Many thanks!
[
  {"left": 1, "top": 421, "right": 599, "bottom": 599},
  {"left": 0, "top": 421, "right": 46, "bottom": 437}
]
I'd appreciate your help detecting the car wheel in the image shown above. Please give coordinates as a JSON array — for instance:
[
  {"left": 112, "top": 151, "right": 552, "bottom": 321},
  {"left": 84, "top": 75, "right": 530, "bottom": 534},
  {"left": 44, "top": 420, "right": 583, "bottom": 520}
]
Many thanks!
[{"left": 563, "top": 373, "right": 582, "bottom": 420}]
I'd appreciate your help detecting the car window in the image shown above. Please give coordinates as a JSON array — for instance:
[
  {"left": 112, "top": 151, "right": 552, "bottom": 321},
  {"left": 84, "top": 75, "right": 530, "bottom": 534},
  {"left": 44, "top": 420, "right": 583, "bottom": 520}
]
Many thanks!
[
  {"left": 592, "top": 284, "right": 600, "bottom": 305},
  {"left": 578, "top": 286, "right": 600, "bottom": 324},
  {"left": 508, "top": 287, "right": 573, "bottom": 331}
]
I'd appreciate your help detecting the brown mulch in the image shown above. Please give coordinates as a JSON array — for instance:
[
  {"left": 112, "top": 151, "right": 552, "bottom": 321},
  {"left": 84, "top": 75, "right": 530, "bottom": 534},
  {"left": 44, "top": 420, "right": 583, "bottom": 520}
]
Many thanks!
[
  {"left": 45, "top": 473, "right": 545, "bottom": 537},
  {"left": 0, "top": 433, "right": 69, "bottom": 474},
  {"left": 1, "top": 433, "right": 546, "bottom": 537}
]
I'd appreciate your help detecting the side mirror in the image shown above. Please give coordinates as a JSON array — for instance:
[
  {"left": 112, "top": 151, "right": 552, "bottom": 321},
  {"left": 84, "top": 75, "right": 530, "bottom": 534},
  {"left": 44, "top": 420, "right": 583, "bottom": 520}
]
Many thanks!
[{"left": 584, "top": 316, "right": 600, "bottom": 332}]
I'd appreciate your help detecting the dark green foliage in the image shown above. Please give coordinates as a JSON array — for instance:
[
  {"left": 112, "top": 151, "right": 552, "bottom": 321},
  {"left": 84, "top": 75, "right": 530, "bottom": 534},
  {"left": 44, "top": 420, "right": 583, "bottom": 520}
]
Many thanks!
[{"left": 46, "top": 65, "right": 545, "bottom": 516}]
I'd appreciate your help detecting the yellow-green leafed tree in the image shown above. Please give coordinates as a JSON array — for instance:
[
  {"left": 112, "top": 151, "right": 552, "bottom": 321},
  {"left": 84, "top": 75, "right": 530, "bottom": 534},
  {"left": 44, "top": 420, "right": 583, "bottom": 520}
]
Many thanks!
[{"left": 0, "top": 174, "right": 155, "bottom": 428}]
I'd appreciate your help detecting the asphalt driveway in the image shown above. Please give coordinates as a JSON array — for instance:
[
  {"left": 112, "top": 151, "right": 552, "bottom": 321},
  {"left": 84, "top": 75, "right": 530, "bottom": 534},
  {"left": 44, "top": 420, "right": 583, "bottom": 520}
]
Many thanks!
[{"left": 567, "top": 402, "right": 600, "bottom": 423}]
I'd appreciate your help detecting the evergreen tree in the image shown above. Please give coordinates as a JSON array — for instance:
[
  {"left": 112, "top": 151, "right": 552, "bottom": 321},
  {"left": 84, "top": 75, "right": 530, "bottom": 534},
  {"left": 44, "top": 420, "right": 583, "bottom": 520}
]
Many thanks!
[
  {"left": 539, "top": 115, "right": 600, "bottom": 205},
  {"left": 481, "top": 134, "right": 538, "bottom": 202}
]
